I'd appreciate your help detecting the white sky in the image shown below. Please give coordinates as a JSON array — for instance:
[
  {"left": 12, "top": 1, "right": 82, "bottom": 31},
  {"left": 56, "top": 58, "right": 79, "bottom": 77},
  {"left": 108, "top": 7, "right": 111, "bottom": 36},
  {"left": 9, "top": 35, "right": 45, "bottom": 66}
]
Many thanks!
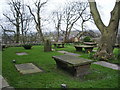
[{"left": 0, "top": 0, "right": 116, "bottom": 32}]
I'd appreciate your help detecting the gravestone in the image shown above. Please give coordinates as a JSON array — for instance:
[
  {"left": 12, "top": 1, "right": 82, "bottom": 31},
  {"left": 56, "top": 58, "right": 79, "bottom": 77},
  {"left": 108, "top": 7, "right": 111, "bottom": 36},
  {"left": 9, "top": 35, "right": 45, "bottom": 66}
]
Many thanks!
[
  {"left": 52, "top": 55, "right": 93, "bottom": 77},
  {"left": 57, "top": 51, "right": 80, "bottom": 56},
  {"left": 57, "top": 51, "right": 68, "bottom": 54},
  {"left": 15, "top": 63, "right": 43, "bottom": 74},
  {"left": 44, "top": 39, "right": 52, "bottom": 52},
  {"left": 16, "top": 52, "right": 28, "bottom": 55},
  {"left": 65, "top": 52, "right": 80, "bottom": 57},
  {"left": 0, "top": 75, "right": 9, "bottom": 89}
]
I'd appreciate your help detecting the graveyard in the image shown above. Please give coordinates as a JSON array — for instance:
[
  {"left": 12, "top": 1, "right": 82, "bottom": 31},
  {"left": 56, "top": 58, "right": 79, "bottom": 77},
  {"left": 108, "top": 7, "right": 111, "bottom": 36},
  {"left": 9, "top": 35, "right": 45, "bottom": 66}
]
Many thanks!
[
  {"left": 1, "top": 0, "right": 120, "bottom": 89},
  {"left": 2, "top": 44, "right": 119, "bottom": 88}
]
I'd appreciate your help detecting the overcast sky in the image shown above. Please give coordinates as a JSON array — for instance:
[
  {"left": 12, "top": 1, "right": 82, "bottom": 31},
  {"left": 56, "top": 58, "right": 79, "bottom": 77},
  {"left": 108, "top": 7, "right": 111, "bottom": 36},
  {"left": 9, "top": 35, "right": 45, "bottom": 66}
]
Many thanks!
[{"left": 0, "top": 0, "right": 117, "bottom": 32}]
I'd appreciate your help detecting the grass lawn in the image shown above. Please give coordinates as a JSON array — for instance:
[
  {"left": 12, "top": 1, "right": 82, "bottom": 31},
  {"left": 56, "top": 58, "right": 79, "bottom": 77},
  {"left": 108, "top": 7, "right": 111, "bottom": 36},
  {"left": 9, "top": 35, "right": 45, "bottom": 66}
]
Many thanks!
[{"left": 2, "top": 45, "right": 119, "bottom": 88}]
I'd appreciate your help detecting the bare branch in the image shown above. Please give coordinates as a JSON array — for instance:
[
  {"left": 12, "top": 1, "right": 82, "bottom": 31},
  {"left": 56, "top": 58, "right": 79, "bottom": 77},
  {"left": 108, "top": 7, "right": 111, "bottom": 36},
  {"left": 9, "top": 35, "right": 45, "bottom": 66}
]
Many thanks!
[
  {"left": 108, "top": 1, "right": 120, "bottom": 30},
  {"left": 88, "top": 0, "right": 106, "bottom": 33},
  {"left": 27, "top": 5, "right": 38, "bottom": 24},
  {"left": 3, "top": 14, "right": 17, "bottom": 26},
  {"left": 0, "top": 25, "right": 15, "bottom": 33}
]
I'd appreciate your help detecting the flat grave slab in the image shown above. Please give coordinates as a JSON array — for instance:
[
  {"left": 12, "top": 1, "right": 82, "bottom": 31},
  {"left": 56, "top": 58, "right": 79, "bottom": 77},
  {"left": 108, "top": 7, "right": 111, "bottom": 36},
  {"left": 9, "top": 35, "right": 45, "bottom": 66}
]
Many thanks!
[
  {"left": 65, "top": 52, "right": 80, "bottom": 57},
  {"left": 57, "top": 51, "right": 80, "bottom": 57},
  {"left": 57, "top": 51, "right": 68, "bottom": 54},
  {"left": 52, "top": 55, "right": 93, "bottom": 77},
  {"left": 15, "top": 63, "right": 43, "bottom": 74},
  {"left": 16, "top": 52, "right": 28, "bottom": 55}
]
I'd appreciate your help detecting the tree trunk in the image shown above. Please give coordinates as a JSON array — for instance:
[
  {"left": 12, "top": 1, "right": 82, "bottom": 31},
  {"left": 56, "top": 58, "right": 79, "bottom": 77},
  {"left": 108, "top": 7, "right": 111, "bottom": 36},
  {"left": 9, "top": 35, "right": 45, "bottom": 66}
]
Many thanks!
[
  {"left": 95, "top": 28, "right": 117, "bottom": 60},
  {"left": 64, "top": 32, "right": 69, "bottom": 43},
  {"left": 88, "top": 0, "right": 120, "bottom": 60},
  {"left": 16, "top": 25, "right": 20, "bottom": 43},
  {"left": 27, "top": 0, "right": 47, "bottom": 43},
  {"left": 36, "top": 24, "right": 44, "bottom": 42},
  {"left": 64, "top": 26, "right": 69, "bottom": 42},
  {"left": 56, "top": 30, "right": 60, "bottom": 42}
]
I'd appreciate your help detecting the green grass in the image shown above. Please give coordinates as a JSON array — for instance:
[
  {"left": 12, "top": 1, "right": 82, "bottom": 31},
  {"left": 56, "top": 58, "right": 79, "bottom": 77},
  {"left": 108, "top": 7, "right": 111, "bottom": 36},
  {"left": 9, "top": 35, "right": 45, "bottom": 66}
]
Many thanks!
[
  {"left": 108, "top": 48, "right": 120, "bottom": 65},
  {"left": 2, "top": 45, "right": 119, "bottom": 88}
]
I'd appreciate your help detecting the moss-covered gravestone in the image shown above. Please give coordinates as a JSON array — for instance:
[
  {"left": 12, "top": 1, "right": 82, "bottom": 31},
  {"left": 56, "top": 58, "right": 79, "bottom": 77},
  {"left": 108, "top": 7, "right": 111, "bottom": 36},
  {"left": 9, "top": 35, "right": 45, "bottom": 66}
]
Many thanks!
[
  {"left": 52, "top": 55, "right": 93, "bottom": 77},
  {"left": 44, "top": 39, "right": 52, "bottom": 52}
]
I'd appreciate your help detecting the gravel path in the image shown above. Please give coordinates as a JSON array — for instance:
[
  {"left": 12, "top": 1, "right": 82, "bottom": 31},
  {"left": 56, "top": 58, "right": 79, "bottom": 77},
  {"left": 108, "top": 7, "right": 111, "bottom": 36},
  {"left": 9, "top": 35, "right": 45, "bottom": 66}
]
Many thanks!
[{"left": 93, "top": 61, "right": 120, "bottom": 70}]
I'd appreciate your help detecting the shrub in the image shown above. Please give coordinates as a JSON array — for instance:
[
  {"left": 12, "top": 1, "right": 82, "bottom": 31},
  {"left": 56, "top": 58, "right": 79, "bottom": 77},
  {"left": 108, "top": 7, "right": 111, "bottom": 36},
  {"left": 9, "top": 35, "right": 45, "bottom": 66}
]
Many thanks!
[
  {"left": 2, "top": 45, "right": 6, "bottom": 48},
  {"left": 115, "top": 49, "right": 120, "bottom": 59},
  {"left": 22, "top": 44, "right": 32, "bottom": 49},
  {"left": 83, "top": 36, "right": 91, "bottom": 42},
  {"left": 2, "top": 44, "right": 6, "bottom": 51},
  {"left": 88, "top": 51, "right": 93, "bottom": 59}
]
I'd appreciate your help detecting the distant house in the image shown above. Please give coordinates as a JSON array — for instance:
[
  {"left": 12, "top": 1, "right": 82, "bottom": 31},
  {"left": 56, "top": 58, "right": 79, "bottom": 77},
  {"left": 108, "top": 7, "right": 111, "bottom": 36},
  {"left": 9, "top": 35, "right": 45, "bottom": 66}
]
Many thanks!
[{"left": 58, "top": 36, "right": 64, "bottom": 42}]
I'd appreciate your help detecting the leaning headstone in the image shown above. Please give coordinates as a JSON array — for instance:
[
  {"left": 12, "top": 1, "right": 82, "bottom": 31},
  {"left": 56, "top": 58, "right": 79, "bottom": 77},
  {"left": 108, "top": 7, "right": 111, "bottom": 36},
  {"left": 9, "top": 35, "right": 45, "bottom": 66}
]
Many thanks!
[{"left": 44, "top": 39, "right": 52, "bottom": 52}]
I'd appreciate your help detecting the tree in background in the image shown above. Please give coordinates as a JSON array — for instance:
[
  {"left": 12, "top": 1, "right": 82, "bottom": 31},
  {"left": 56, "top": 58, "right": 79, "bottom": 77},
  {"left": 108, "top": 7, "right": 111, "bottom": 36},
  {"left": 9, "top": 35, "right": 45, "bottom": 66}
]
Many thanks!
[
  {"left": 88, "top": 0, "right": 120, "bottom": 60},
  {"left": 52, "top": 11, "right": 62, "bottom": 42},
  {"left": 2, "top": 0, "right": 31, "bottom": 43},
  {"left": 19, "top": 2, "right": 32, "bottom": 44},
  {"left": 27, "top": 0, "right": 48, "bottom": 43},
  {"left": 62, "top": 1, "right": 91, "bottom": 42},
  {"left": 3, "top": 0, "right": 21, "bottom": 43},
  {"left": 74, "top": 2, "right": 92, "bottom": 40}
]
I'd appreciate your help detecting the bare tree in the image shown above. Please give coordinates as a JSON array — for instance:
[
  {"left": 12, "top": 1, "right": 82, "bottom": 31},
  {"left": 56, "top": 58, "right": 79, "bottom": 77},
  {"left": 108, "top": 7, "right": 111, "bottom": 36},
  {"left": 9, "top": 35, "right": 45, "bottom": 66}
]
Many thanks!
[
  {"left": 62, "top": 1, "right": 90, "bottom": 42},
  {"left": 52, "top": 11, "right": 62, "bottom": 42},
  {"left": 88, "top": 0, "right": 120, "bottom": 60},
  {"left": 27, "top": 0, "right": 48, "bottom": 42},
  {"left": 2, "top": 0, "right": 31, "bottom": 43},
  {"left": 73, "top": 2, "right": 92, "bottom": 40},
  {"left": 19, "top": 3, "right": 32, "bottom": 43},
  {"left": 3, "top": 0, "right": 21, "bottom": 43},
  {"left": 77, "top": 14, "right": 92, "bottom": 39},
  {"left": 0, "top": 25, "right": 15, "bottom": 44}
]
